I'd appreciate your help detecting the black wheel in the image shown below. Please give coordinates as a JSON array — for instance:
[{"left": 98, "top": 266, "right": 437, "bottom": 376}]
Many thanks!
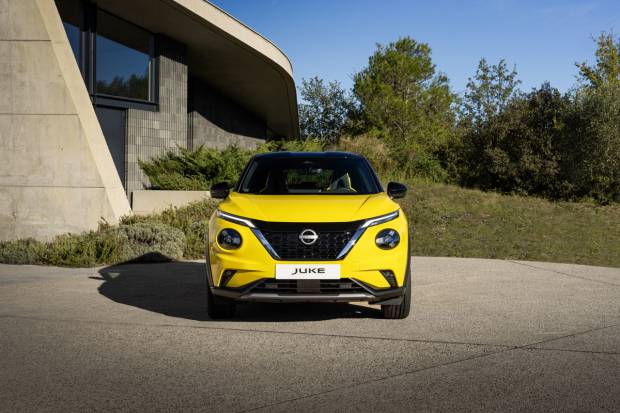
[
  {"left": 381, "top": 261, "right": 411, "bottom": 319},
  {"left": 206, "top": 285, "right": 236, "bottom": 319}
]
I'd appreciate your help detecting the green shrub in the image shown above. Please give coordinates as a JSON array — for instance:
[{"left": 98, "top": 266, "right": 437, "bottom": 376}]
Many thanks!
[
  {"left": 258, "top": 138, "right": 325, "bottom": 153},
  {"left": 0, "top": 238, "right": 47, "bottom": 265},
  {"left": 121, "top": 199, "right": 218, "bottom": 258},
  {"left": 43, "top": 231, "right": 128, "bottom": 267},
  {"left": 111, "top": 223, "right": 185, "bottom": 262},
  {"left": 0, "top": 231, "right": 129, "bottom": 267},
  {"left": 141, "top": 173, "right": 212, "bottom": 191},
  {"left": 0, "top": 222, "right": 186, "bottom": 267},
  {"left": 334, "top": 135, "right": 402, "bottom": 180},
  {"left": 139, "top": 145, "right": 252, "bottom": 190}
]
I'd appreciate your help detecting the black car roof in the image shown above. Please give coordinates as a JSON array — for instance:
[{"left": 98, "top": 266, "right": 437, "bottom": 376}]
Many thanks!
[{"left": 253, "top": 151, "right": 365, "bottom": 160}]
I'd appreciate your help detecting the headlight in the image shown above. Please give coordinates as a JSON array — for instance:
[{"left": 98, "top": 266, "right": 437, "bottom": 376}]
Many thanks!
[
  {"left": 215, "top": 210, "right": 281, "bottom": 258},
  {"left": 217, "top": 229, "right": 242, "bottom": 249},
  {"left": 361, "top": 210, "right": 399, "bottom": 228},
  {"left": 216, "top": 210, "right": 255, "bottom": 228},
  {"left": 335, "top": 210, "right": 400, "bottom": 259},
  {"left": 375, "top": 229, "right": 400, "bottom": 249}
]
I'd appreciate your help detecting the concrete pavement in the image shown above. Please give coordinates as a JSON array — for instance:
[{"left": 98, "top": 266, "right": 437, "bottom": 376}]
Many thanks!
[{"left": 0, "top": 257, "right": 618, "bottom": 412}]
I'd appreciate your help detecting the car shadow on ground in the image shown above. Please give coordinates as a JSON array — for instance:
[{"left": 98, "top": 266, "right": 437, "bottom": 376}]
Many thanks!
[{"left": 96, "top": 261, "right": 382, "bottom": 322}]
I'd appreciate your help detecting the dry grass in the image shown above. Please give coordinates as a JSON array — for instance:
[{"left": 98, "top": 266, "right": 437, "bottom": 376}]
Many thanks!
[{"left": 398, "top": 181, "right": 620, "bottom": 267}]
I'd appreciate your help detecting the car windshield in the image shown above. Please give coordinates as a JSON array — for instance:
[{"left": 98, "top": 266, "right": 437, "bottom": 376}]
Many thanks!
[{"left": 238, "top": 156, "right": 381, "bottom": 195}]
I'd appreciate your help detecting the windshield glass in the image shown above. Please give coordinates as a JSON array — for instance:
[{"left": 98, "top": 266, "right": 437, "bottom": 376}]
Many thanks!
[{"left": 238, "top": 157, "right": 381, "bottom": 195}]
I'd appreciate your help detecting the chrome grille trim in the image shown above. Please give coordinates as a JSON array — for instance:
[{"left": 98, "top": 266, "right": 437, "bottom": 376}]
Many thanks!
[
  {"left": 251, "top": 228, "right": 281, "bottom": 259},
  {"left": 251, "top": 210, "right": 400, "bottom": 261}
]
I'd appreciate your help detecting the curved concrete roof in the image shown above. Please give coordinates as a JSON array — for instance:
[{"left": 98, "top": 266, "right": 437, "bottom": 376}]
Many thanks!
[
  {"left": 95, "top": 0, "right": 299, "bottom": 138},
  {"left": 185, "top": 0, "right": 294, "bottom": 77}
]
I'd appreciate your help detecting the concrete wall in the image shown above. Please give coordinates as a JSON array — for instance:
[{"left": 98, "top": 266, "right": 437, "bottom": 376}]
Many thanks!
[
  {"left": 126, "top": 35, "right": 189, "bottom": 195},
  {"left": 0, "top": 0, "right": 131, "bottom": 241},
  {"left": 131, "top": 190, "right": 210, "bottom": 215},
  {"left": 189, "top": 79, "right": 266, "bottom": 151}
]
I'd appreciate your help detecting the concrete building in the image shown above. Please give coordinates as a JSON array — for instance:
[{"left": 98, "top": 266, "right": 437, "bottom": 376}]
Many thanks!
[{"left": 0, "top": 0, "right": 299, "bottom": 240}]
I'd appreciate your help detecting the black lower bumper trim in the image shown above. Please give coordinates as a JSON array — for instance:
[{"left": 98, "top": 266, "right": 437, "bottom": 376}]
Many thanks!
[{"left": 212, "top": 278, "right": 404, "bottom": 304}]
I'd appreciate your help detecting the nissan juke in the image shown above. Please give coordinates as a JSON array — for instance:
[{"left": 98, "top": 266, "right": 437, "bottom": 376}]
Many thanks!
[{"left": 205, "top": 152, "right": 411, "bottom": 319}]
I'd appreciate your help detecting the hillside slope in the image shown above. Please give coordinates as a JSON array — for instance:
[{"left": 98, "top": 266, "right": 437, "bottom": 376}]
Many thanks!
[{"left": 399, "top": 182, "right": 620, "bottom": 267}]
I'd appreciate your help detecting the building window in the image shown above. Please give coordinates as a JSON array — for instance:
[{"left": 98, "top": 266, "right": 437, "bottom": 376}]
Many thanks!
[
  {"left": 95, "top": 10, "right": 152, "bottom": 101},
  {"left": 56, "top": 0, "right": 83, "bottom": 65},
  {"left": 57, "top": 0, "right": 157, "bottom": 107},
  {"left": 63, "top": 22, "right": 81, "bottom": 63}
]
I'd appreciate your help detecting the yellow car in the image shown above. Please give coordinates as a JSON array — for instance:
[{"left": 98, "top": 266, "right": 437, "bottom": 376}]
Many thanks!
[{"left": 206, "top": 152, "right": 411, "bottom": 319}]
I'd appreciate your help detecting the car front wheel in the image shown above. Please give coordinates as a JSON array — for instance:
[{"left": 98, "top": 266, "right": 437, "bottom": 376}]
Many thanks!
[
  {"left": 206, "top": 282, "right": 236, "bottom": 319},
  {"left": 381, "top": 265, "right": 411, "bottom": 319}
]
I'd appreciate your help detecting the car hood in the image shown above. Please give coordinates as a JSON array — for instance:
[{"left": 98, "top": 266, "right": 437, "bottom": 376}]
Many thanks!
[{"left": 218, "top": 192, "right": 400, "bottom": 223}]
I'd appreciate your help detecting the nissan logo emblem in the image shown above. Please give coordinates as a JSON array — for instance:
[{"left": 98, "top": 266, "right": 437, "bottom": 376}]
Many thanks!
[{"left": 299, "top": 229, "right": 318, "bottom": 245}]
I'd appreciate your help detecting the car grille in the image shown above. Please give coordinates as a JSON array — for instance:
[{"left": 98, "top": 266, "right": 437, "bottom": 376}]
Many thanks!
[
  {"left": 253, "top": 220, "right": 363, "bottom": 260},
  {"left": 251, "top": 279, "right": 366, "bottom": 295}
]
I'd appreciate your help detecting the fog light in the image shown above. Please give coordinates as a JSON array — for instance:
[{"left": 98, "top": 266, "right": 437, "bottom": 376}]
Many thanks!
[
  {"left": 218, "top": 229, "right": 242, "bottom": 249},
  {"left": 375, "top": 229, "right": 400, "bottom": 249},
  {"left": 380, "top": 270, "right": 397, "bottom": 287},
  {"left": 220, "top": 269, "right": 237, "bottom": 287}
]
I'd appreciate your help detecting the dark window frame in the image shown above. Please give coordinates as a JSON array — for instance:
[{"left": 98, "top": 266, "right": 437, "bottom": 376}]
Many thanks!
[{"left": 62, "top": 0, "right": 158, "bottom": 111}]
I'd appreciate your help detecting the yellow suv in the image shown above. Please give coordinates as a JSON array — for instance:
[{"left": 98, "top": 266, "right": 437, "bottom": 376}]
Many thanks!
[{"left": 206, "top": 152, "right": 410, "bottom": 319}]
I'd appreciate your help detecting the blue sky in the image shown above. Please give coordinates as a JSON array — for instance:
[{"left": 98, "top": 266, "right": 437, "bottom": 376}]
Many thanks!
[{"left": 210, "top": 0, "right": 619, "bottom": 96}]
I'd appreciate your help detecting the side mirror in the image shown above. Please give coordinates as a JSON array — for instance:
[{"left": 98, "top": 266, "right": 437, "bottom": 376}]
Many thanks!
[
  {"left": 210, "top": 182, "right": 230, "bottom": 199},
  {"left": 387, "top": 182, "right": 407, "bottom": 199}
]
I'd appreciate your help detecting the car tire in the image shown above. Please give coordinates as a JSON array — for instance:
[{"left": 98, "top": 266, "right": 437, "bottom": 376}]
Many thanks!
[
  {"left": 381, "top": 260, "right": 411, "bottom": 319},
  {"left": 205, "top": 253, "right": 235, "bottom": 319},
  {"left": 206, "top": 286, "right": 236, "bottom": 319}
]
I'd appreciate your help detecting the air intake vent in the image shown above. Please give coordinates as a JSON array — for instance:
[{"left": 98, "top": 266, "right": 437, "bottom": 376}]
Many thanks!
[
  {"left": 251, "top": 278, "right": 366, "bottom": 295},
  {"left": 252, "top": 220, "right": 363, "bottom": 260}
]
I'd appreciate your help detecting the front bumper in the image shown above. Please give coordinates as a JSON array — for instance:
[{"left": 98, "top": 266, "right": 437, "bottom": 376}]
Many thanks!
[
  {"left": 210, "top": 278, "right": 405, "bottom": 305},
  {"left": 206, "top": 210, "right": 409, "bottom": 303}
]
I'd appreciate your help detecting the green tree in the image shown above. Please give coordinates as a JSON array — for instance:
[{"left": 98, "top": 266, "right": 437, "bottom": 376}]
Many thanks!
[
  {"left": 460, "top": 83, "right": 568, "bottom": 197},
  {"left": 456, "top": 58, "right": 521, "bottom": 188},
  {"left": 562, "top": 83, "right": 620, "bottom": 203},
  {"left": 298, "top": 77, "right": 353, "bottom": 144},
  {"left": 576, "top": 32, "right": 620, "bottom": 88},
  {"left": 352, "top": 37, "right": 456, "bottom": 180},
  {"left": 461, "top": 58, "right": 521, "bottom": 124}
]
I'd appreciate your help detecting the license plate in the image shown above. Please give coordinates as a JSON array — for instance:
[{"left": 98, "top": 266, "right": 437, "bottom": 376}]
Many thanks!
[{"left": 275, "top": 264, "right": 340, "bottom": 280}]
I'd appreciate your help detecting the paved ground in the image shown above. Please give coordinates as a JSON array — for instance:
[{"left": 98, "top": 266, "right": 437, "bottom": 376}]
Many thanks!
[{"left": 0, "top": 257, "right": 618, "bottom": 412}]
